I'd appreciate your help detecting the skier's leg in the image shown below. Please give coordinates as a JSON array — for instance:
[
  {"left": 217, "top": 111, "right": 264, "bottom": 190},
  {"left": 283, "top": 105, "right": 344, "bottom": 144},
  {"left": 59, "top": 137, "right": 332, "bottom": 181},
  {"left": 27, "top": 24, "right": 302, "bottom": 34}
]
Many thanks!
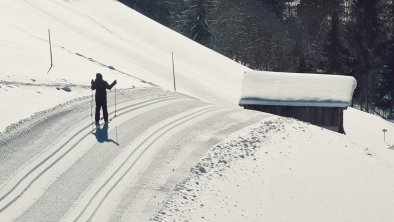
[
  {"left": 103, "top": 104, "right": 109, "bottom": 122},
  {"left": 95, "top": 102, "right": 101, "bottom": 122}
]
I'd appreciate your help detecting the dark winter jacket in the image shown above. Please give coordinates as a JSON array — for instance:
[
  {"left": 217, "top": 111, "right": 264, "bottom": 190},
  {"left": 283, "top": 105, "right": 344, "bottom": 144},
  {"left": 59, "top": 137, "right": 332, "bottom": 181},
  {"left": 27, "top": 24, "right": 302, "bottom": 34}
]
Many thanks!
[{"left": 91, "top": 78, "right": 116, "bottom": 102}]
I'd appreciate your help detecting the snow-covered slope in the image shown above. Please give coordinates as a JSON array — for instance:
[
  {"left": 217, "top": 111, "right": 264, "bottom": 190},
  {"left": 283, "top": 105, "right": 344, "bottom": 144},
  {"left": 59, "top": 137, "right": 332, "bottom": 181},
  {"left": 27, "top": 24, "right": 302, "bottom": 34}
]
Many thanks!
[
  {"left": 156, "top": 115, "right": 394, "bottom": 222},
  {"left": 0, "top": 0, "right": 248, "bottom": 132},
  {"left": 344, "top": 107, "right": 394, "bottom": 154},
  {"left": 2, "top": 1, "right": 394, "bottom": 221}
]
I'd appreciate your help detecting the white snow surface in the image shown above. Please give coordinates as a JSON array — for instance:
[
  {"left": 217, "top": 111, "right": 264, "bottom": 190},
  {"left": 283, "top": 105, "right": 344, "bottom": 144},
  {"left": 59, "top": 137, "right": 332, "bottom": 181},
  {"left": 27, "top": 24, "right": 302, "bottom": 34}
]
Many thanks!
[
  {"left": 0, "top": 0, "right": 248, "bottom": 132},
  {"left": 156, "top": 115, "right": 394, "bottom": 222},
  {"left": 1, "top": 1, "right": 394, "bottom": 221},
  {"left": 344, "top": 107, "right": 394, "bottom": 155},
  {"left": 239, "top": 70, "right": 357, "bottom": 107}
]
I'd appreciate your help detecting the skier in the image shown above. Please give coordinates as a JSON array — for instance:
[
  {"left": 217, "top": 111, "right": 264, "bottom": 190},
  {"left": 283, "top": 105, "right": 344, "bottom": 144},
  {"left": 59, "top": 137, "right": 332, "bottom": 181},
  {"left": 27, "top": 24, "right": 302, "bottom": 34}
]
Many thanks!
[{"left": 91, "top": 73, "right": 117, "bottom": 124}]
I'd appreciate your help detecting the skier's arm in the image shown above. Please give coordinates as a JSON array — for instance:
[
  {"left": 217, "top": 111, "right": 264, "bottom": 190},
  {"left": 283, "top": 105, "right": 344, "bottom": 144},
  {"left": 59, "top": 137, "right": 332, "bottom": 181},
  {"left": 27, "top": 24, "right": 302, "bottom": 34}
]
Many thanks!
[
  {"left": 107, "top": 80, "right": 117, "bottom": 90},
  {"left": 91, "top": 79, "right": 96, "bottom": 90}
]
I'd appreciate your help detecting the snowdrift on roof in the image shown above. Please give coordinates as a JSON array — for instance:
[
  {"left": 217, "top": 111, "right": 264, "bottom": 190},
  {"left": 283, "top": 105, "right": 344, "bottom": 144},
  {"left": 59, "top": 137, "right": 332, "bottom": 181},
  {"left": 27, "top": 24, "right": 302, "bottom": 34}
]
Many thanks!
[{"left": 239, "top": 71, "right": 357, "bottom": 107}]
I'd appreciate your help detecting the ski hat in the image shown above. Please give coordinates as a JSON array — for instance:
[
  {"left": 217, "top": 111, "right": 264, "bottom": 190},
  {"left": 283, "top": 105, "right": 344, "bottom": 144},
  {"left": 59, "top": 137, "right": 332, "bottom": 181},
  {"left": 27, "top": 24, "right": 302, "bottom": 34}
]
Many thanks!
[{"left": 96, "top": 73, "right": 103, "bottom": 79}]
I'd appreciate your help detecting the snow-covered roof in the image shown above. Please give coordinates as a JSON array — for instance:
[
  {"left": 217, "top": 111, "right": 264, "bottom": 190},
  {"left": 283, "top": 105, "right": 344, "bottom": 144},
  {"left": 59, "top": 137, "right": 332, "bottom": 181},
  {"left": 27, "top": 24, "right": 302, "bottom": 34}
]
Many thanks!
[{"left": 239, "top": 71, "right": 357, "bottom": 107}]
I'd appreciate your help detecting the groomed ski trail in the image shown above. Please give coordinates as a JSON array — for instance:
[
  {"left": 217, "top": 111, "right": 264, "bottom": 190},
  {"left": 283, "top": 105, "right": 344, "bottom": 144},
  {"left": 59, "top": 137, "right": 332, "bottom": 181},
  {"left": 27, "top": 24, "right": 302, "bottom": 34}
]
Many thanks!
[{"left": 0, "top": 88, "right": 271, "bottom": 221}]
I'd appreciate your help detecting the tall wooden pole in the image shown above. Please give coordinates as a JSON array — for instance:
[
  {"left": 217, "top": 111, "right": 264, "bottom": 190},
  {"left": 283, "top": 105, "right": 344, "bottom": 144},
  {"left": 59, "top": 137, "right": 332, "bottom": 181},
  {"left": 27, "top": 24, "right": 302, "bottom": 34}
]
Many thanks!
[
  {"left": 48, "top": 29, "right": 53, "bottom": 67},
  {"left": 172, "top": 51, "right": 176, "bottom": 92}
]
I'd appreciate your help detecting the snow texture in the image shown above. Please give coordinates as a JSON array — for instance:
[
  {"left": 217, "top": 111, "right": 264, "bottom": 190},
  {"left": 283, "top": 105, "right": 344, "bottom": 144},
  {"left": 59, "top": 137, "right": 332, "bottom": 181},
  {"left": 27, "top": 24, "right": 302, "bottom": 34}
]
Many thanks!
[
  {"left": 0, "top": 0, "right": 249, "bottom": 132},
  {"left": 154, "top": 117, "right": 394, "bottom": 222},
  {"left": 239, "top": 70, "right": 357, "bottom": 107},
  {"left": 1, "top": 1, "right": 393, "bottom": 221}
]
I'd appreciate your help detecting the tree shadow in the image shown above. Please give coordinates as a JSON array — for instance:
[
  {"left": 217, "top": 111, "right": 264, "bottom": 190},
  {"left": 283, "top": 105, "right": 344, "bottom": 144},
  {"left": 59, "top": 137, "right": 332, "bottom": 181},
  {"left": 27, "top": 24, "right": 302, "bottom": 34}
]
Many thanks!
[{"left": 93, "top": 123, "right": 119, "bottom": 146}]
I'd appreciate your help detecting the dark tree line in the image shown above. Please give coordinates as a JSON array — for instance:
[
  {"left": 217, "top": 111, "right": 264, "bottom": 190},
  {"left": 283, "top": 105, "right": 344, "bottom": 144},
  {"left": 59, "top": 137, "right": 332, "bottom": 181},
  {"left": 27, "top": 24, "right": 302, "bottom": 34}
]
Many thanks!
[{"left": 118, "top": 0, "right": 394, "bottom": 118}]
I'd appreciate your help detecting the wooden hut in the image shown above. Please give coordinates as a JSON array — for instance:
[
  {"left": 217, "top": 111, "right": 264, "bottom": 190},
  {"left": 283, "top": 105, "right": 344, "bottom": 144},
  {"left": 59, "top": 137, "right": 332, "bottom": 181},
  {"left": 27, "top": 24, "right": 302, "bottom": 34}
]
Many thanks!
[{"left": 239, "top": 71, "right": 357, "bottom": 133}]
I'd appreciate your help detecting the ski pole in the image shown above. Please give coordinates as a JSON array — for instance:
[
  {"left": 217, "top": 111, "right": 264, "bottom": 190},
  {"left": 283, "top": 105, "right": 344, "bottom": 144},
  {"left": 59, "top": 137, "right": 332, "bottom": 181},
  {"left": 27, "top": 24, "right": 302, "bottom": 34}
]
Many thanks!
[
  {"left": 91, "top": 90, "right": 93, "bottom": 119},
  {"left": 91, "top": 89, "right": 94, "bottom": 129},
  {"left": 114, "top": 85, "right": 117, "bottom": 118}
]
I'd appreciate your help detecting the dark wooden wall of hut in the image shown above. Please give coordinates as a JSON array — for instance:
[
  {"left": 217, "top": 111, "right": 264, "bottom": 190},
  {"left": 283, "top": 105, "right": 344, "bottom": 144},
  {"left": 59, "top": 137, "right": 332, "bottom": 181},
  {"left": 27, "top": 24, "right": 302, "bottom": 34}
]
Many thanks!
[{"left": 242, "top": 105, "right": 345, "bottom": 133}]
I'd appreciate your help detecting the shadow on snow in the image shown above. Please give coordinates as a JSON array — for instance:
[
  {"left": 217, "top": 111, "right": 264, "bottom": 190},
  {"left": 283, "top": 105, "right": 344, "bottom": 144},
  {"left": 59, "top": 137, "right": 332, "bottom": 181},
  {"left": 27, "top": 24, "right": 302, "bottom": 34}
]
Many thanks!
[{"left": 93, "top": 123, "right": 119, "bottom": 146}]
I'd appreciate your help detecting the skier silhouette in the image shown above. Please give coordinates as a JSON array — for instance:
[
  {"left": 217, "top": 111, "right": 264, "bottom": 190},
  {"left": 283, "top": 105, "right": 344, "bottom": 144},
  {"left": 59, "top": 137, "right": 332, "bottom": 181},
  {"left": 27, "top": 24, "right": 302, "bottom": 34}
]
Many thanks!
[{"left": 91, "top": 73, "right": 116, "bottom": 124}]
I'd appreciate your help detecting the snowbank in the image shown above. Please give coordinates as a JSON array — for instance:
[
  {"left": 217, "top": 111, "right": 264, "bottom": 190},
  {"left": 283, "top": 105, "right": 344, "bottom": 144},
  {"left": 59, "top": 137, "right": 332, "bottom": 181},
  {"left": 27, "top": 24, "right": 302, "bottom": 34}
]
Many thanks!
[{"left": 155, "top": 117, "right": 394, "bottom": 221}]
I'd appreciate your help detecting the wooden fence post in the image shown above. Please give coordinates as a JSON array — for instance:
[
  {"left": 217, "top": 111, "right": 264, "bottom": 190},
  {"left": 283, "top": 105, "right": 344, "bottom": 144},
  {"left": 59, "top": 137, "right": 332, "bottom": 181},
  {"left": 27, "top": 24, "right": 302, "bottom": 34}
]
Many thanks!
[
  {"left": 48, "top": 29, "right": 53, "bottom": 73},
  {"left": 172, "top": 51, "right": 176, "bottom": 92}
]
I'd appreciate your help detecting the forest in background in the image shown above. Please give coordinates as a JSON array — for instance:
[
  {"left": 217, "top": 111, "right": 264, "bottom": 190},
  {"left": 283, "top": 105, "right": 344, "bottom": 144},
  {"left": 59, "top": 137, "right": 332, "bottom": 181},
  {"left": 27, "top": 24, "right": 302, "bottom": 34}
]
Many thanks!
[{"left": 118, "top": 0, "right": 394, "bottom": 118}]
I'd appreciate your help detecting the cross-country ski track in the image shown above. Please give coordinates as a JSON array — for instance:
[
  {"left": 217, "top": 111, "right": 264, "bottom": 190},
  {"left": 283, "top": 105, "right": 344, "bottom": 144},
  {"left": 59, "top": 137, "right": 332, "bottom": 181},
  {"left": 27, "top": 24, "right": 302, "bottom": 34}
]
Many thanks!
[{"left": 0, "top": 87, "right": 271, "bottom": 221}]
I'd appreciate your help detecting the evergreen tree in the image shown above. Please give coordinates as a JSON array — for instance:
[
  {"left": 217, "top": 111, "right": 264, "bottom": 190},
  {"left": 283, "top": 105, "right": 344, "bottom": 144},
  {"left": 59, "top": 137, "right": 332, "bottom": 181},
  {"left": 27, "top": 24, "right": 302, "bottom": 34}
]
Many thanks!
[
  {"left": 191, "top": 0, "right": 211, "bottom": 45},
  {"left": 261, "top": 0, "right": 285, "bottom": 19},
  {"left": 118, "top": 0, "right": 135, "bottom": 8},
  {"left": 375, "top": 0, "right": 394, "bottom": 113},
  {"left": 297, "top": 54, "right": 311, "bottom": 73},
  {"left": 347, "top": 0, "right": 380, "bottom": 112},
  {"left": 322, "top": 11, "right": 348, "bottom": 74},
  {"left": 297, "top": 0, "right": 334, "bottom": 37},
  {"left": 121, "top": 0, "right": 171, "bottom": 26}
]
